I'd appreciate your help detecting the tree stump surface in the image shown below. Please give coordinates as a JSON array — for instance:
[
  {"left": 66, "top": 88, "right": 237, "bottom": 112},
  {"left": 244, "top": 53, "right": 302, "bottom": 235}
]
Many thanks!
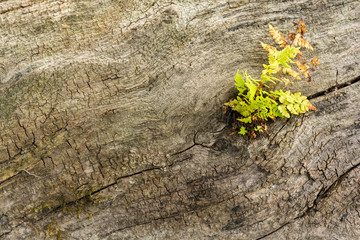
[{"left": 0, "top": 0, "right": 359, "bottom": 239}]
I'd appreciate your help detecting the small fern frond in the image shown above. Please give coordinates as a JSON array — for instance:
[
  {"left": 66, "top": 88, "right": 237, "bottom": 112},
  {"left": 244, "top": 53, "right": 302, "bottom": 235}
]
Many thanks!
[
  {"left": 268, "top": 24, "right": 287, "bottom": 47},
  {"left": 283, "top": 67, "right": 301, "bottom": 80},
  {"left": 225, "top": 21, "right": 318, "bottom": 137},
  {"left": 261, "top": 42, "right": 277, "bottom": 53},
  {"left": 293, "top": 33, "right": 313, "bottom": 50},
  {"left": 310, "top": 57, "right": 320, "bottom": 66}
]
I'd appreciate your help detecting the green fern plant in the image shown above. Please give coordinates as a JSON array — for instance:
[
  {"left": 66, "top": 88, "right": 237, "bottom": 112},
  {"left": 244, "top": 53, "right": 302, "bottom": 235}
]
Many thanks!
[{"left": 225, "top": 21, "right": 320, "bottom": 138}]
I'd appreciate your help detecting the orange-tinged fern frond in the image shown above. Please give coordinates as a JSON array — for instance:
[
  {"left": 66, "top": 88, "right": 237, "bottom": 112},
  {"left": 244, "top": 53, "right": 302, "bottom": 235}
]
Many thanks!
[
  {"left": 296, "top": 20, "right": 306, "bottom": 35},
  {"left": 293, "top": 34, "right": 313, "bottom": 50},
  {"left": 293, "top": 33, "right": 301, "bottom": 47},
  {"left": 307, "top": 101, "right": 316, "bottom": 111},
  {"left": 303, "top": 71, "right": 310, "bottom": 79},
  {"left": 303, "top": 63, "right": 310, "bottom": 71},
  {"left": 283, "top": 68, "right": 301, "bottom": 80},
  {"left": 300, "top": 38, "right": 313, "bottom": 50},
  {"left": 304, "top": 71, "right": 312, "bottom": 82},
  {"left": 281, "top": 77, "right": 292, "bottom": 86},
  {"left": 261, "top": 42, "right": 277, "bottom": 53},
  {"left": 296, "top": 60, "right": 310, "bottom": 72},
  {"left": 268, "top": 24, "right": 287, "bottom": 47},
  {"left": 310, "top": 57, "right": 320, "bottom": 66},
  {"left": 287, "top": 32, "right": 296, "bottom": 42},
  {"left": 297, "top": 50, "right": 303, "bottom": 59}
]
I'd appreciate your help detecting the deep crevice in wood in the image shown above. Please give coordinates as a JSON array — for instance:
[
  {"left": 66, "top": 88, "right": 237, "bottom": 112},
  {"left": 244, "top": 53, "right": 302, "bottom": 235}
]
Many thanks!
[{"left": 308, "top": 75, "right": 360, "bottom": 100}]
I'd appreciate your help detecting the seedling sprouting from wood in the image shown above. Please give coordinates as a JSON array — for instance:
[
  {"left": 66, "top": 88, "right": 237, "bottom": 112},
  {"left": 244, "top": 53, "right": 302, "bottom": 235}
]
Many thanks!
[{"left": 224, "top": 20, "right": 320, "bottom": 138}]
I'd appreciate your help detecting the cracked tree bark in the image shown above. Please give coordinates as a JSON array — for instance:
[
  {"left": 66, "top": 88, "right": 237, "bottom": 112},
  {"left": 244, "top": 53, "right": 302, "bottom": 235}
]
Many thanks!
[{"left": 0, "top": 0, "right": 359, "bottom": 239}]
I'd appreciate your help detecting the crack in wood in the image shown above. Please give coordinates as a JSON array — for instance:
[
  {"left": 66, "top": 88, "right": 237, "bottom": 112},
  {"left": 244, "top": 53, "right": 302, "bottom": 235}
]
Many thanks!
[
  {"left": 303, "top": 161, "right": 360, "bottom": 216},
  {"left": 255, "top": 161, "right": 360, "bottom": 240},
  {"left": 255, "top": 220, "right": 293, "bottom": 240},
  {"left": 308, "top": 75, "right": 360, "bottom": 100}
]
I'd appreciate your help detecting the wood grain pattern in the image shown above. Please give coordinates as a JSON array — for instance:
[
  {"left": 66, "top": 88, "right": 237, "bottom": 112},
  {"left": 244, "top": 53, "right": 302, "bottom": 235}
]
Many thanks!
[{"left": 0, "top": 0, "right": 359, "bottom": 239}]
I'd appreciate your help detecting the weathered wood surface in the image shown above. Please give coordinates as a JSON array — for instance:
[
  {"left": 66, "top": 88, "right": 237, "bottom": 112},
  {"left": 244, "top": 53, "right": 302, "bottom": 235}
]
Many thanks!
[{"left": 0, "top": 0, "right": 359, "bottom": 239}]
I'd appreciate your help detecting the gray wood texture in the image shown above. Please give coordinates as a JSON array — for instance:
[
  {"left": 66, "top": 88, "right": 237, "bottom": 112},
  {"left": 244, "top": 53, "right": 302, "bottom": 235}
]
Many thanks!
[{"left": 0, "top": 0, "right": 359, "bottom": 239}]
